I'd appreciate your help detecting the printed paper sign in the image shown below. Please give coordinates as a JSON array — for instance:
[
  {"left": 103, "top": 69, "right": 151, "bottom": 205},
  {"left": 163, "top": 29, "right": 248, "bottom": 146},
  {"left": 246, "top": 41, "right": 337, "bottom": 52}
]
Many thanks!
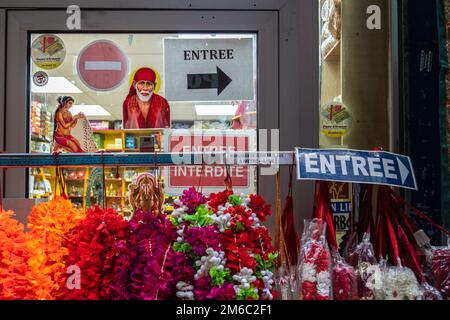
[{"left": 164, "top": 38, "right": 254, "bottom": 101}]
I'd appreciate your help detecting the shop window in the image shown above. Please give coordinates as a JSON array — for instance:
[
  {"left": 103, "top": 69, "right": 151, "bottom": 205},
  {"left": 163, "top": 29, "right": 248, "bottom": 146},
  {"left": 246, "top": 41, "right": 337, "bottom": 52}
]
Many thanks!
[{"left": 28, "top": 33, "right": 257, "bottom": 213}]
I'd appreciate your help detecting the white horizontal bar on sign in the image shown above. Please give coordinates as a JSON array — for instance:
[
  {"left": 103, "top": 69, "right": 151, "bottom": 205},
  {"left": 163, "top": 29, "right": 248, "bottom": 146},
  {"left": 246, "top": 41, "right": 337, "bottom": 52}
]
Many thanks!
[
  {"left": 225, "top": 152, "right": 295, "bottom": 165},
  {"left": 85, "top": 61, "right": 122, "bottom": 71}
]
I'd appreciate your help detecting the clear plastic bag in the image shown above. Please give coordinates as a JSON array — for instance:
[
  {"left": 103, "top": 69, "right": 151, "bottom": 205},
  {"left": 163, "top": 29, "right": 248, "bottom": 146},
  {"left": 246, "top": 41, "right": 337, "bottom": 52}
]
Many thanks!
[
  {"left": 350, "top": 233, "right": 382, "bottom": 300},
  {"left": 420, "top": 282, "right": 443, "bottom": 300},
  {"left": 298, "top": 219, "right": 332, "bottom": 300},
  {"left": 382, "top": 259, "right": 422, "bottom": 300},
  {"left": 275, "top": 261, "right": 299, "bottom": 300},
  {"left": 332, "top": 255, "right": 358, "bottom": 300}
]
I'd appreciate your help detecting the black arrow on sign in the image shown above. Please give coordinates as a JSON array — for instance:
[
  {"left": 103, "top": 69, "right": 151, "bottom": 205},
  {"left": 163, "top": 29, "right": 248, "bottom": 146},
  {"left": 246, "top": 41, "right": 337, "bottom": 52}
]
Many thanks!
[{"left": 187, "top": 66, "right": 232, "bottom": 95}]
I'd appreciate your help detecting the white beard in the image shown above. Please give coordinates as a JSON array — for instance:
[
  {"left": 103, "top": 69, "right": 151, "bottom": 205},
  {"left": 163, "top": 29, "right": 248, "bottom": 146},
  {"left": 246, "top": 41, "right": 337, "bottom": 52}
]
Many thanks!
[{"left": 136, "top": 87, "right": 153, "bottom": 102}]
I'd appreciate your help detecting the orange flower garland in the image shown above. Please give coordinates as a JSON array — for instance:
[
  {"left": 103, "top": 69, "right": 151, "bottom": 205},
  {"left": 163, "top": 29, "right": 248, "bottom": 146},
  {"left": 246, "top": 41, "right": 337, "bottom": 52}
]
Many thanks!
[
  {"left": 0, "top": 210, "right": 35, "bottom": 300},
  {"left": 26, "top": 197, "right": 85, "bottom": 299}
]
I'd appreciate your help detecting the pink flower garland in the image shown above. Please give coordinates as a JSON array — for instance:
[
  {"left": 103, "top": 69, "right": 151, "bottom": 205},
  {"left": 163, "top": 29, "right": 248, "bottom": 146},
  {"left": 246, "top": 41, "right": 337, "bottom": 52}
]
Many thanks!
[{"left": 110, "top": 210, "right": 193, "bottom": 300}]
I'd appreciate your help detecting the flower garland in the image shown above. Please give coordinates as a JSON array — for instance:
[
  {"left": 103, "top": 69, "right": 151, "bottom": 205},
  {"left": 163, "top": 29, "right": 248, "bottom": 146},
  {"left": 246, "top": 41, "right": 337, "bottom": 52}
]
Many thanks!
[
  {"left": 431, "top": 245, "right": 450, "bottom": 298},
  {"left": 299, "top": 227, "right": 332, "bottom": 300},
  {"left": 332, "top": 258, "right": 358, "bottom": 300},
  {"left": 60, "top": 206, "right": 130, "bottom": 300},
  {"left": 0, "top": 210, "right": 36, "bottom": 300},
  {"left": 26, "top": 197, "right": 85, "bottom": 299},
  {"left": 110, "top": 209, "right": 193, "bottom": 300},
  {"left": 169, "top": 189, "right": 277, "bottom": 300},
  {"left": 349, "top": 233, "right": 382, "bottom": 300},
  {"left": 382, "top": 263, "right": 422, "bottom": 300}
]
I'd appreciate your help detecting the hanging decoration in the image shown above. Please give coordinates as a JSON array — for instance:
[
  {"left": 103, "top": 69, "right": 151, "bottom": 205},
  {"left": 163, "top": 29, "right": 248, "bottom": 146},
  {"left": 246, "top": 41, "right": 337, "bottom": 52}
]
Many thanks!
[
  {"left": 169, "top": 188, "right": 277, "bottom": 300},
  {"left": 109, "top": 208, "right": 192, "bottom": 300},
  {"left": 59, "top": 206, "right": 130, "bottom": 300},
  {"left": 298, "top": 219, "right": 332, "bottom": 300},
  {"left": 0, "top": 210, "right": 35, "bottom": 299},
  {"left": 26, "top": 197, "right": 85, "bottom": 299}
]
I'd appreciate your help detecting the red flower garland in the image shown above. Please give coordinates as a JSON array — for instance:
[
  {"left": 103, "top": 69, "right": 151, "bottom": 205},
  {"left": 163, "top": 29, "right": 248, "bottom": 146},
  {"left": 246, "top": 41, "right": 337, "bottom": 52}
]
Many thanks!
[
  {"left": 60, "top": 206, "right": 130, "bottom": 300},
  {"left": 332, "top": 259, "right": 358, "bottom": 300},
  {"left": 431, "top": 246, "right": 450, "bottom": 298},
  {"left": 299, "top": 220, "right": 332, "bottom": 300}
]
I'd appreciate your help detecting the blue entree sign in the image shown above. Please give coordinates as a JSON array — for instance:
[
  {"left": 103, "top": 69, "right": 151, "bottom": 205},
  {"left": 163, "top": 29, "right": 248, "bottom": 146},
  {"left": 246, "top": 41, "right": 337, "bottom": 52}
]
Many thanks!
[{"left": 295, "top": 148, "right": 418, "bottom": 190}]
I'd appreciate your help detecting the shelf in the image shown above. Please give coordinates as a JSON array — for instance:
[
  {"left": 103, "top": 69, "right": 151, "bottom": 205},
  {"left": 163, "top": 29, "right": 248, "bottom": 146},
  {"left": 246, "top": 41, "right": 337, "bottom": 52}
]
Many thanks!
[
  {"left": 93, "top": 129, "right": 163, "bottom": 135},
  {"left": 106, "top": 178, "right": 123, "bottom": 181},
  {"left": 31, "top": 174, "right": 56, "bottom": 179},
  {"left": 93, "top": 129, "right": 122, "bottom": 134},
  {"left": 323, "top": 40, "right": 341, "bottom": 62},
  {"left": 31, "top": 135, "right": 52, "bottom": 143},
  {"left": 124, "top": 129, "right": 162, "bottom": 134},
  {"left": 125, "top": 149, "right": 163, "bottom": 153}
]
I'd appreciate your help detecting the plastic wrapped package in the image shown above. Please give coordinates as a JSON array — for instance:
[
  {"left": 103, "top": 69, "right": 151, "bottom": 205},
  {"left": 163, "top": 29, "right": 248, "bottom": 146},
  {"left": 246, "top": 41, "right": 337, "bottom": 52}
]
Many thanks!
[
  {"left": 329, "top": 0, "right": 341, "bottom": 40},
  {"left": 332, "top": 255, "right": 358, "bottom": 300},
  {"left": 320, "top": 0, "right": 341, "bottom": 57},
  {"left": 420, "top": 282, "right": 444, "bottom": 300},
  {"left": 298, "top": 219, "right": 332, "bottom": 300},
  {"left": 275, "top": 261, "right": 299, "bottom": 300},
  {"left": 382, "top": 260, "right": 422, "bottom": 300},
  {"left": 321, "top": 26, "right": 337, "bottom": 58},
  {"left": 349, "top": 233, "right": 383, "bottom": 300},
  {"left": 431, "top": 242, "right": 450, "bottom": 298}
]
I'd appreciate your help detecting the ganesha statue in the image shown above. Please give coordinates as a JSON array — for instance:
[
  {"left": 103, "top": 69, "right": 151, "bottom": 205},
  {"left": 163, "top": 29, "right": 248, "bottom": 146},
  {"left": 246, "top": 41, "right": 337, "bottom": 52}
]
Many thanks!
[{"left": 128, "top": 172, "right": 165, "bottom": 215}]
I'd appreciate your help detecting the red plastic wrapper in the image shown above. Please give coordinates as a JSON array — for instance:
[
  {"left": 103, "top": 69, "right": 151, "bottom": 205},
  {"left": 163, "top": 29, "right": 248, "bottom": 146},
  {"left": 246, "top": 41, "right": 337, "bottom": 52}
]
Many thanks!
[
  {"left": 431, "top": 245, "right": 450, "bottom": 298},
  {"left": 332, "top": 257, "right": 358, "bottom": 300}
]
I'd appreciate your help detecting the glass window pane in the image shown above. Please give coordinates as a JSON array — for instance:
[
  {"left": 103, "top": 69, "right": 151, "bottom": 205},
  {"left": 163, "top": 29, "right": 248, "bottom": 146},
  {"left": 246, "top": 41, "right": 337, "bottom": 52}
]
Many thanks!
[{"left": 28, "top": 33, "right": 257, "bottom": 212}]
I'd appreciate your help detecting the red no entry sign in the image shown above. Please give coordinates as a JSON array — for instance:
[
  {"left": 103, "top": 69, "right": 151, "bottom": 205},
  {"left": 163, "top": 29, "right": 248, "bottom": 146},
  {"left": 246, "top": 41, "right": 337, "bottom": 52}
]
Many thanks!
[{"left": 77, "top": 40, "right": 128, "bottom": 91}]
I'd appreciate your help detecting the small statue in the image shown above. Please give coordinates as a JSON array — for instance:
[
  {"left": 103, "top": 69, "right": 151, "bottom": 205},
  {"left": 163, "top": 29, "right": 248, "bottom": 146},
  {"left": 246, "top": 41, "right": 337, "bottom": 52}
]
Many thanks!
[{"left": 128, "top": 172, "right": 165, "bottom": 215}]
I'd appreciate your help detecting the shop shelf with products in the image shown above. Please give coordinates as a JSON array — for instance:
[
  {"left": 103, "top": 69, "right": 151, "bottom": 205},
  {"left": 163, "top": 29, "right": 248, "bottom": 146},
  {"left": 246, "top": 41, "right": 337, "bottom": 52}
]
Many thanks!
[
  {"left": 29, "top": 168, "right": 54, "bottom": 199},
  {"left": 92, "top": 129, "right": 163, "bottom": 153},
  {"left": 63, "top": 168, "right": 88, "bottom": 208},
  {"left": 30, "top": 100, "right": 53, "bottom": 153}
]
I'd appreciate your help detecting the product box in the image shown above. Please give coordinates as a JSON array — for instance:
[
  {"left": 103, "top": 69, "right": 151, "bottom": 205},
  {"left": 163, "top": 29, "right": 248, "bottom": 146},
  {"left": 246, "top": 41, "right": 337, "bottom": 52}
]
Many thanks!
[
  {"left": 139, "top": 135, "right": 156, "bottom": 152},
  {"left": 89, "top": 120, "right": 110, "bottom": 130}
]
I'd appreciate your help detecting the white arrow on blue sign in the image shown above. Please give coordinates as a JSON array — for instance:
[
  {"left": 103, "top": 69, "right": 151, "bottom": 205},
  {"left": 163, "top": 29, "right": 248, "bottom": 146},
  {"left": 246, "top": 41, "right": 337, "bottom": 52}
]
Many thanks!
[{"left": 295, "top": 148, "right": 418, "bottom": 190}]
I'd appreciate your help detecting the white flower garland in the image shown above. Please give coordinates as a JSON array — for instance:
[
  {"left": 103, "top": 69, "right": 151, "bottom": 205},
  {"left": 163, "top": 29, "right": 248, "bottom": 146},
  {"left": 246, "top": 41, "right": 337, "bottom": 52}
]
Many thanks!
[
  {"left": 260, "top": 270, "right": 275, "bottom": 300},
  {"left": 194, "top": 248, "right": 226, "bottom": 280},
  {"left": 233, "top": 267, "right": 258, "bottom": 293},
  {"left": 176, "top": 281, "right": 194, "bottom": 300}
]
